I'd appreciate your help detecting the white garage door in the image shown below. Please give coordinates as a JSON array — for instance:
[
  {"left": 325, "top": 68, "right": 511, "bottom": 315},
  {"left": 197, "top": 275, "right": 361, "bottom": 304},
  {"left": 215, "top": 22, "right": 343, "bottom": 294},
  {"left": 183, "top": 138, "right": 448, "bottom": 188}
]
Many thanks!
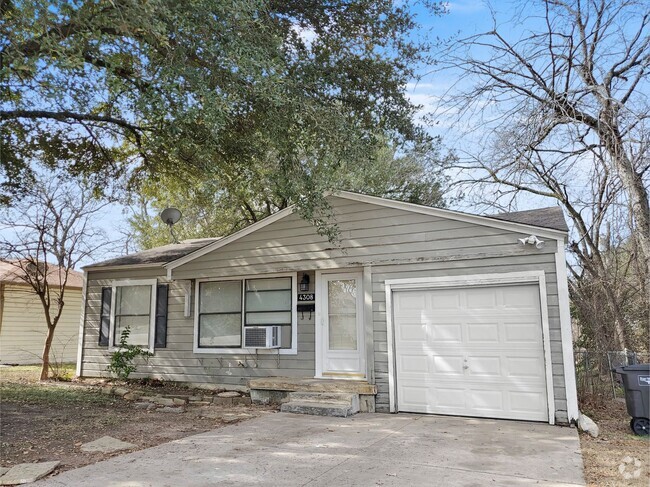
[{"left": 393, "top": 284, "right": 549, "bottom": 421}]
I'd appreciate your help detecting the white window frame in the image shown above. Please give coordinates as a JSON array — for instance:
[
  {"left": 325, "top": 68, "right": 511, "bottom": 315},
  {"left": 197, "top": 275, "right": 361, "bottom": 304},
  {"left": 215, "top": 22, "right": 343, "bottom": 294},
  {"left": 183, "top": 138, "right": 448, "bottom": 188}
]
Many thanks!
[
  {"left": 193, "top": 272, "right": 298, "bottom": 355},
  {"left": 108, "top": 278, "right": 158, "bottom": 354}
]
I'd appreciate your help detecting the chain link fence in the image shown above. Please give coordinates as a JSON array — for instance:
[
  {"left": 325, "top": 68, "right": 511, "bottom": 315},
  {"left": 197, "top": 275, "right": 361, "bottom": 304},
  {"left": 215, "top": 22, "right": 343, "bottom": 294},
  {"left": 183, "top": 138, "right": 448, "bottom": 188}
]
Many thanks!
[{"left": 574, "top": 350, "right": 650, "bottom": 403}]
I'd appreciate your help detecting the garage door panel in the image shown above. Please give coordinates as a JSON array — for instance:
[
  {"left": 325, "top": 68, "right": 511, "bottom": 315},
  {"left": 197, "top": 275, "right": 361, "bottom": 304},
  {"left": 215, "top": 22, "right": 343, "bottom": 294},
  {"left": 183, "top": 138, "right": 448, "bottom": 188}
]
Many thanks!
[
  {"left": 467, "top": 355, "right": 501, "bottom": 377},
  {"left": 506, "top": 357, "right": 546, "bottom": 378},
  {"left": 393, "top": 284, "right": 549, "bottom": 422},
  {"left": 429, "top": 323, "right": 462, "bottom": 343},
  {"left": 429, "top": 290, "right": 461, "bottom": 309},
  {"left": 394, "top": 292, "right": 426, "bottom": 312},
  {"left": 396, "top": 322, "right": 428, "bottom": 341},
  {"left": 467, "top": 323, "right": 500, "bottom": 343},
  {"left": 465, "top": 288, "right": 498, "bottom": 309},
  {"left": 398, "top": 353, "right": 430, "bottom": 374},
  {"left": 502, "top": 287, "right": 541, "bottom": 309},
  {"left": 468, "top": 389, "right": 504, "bottom": 412},
  {"left": 504, "top": 322, "right": 543, "bottom": 343},
  {"left": 509, "top": 390, "right": 546, "bottom": 414}
]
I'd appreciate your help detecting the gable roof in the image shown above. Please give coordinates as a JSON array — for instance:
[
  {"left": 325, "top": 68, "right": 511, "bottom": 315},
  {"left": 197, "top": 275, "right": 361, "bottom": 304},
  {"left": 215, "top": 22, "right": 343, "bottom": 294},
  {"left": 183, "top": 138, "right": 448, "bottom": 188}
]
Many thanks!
[
  {"left": 82, "top": 192, "right": 568, "bottom": 273},
  {"left": 84, "top": 238, "right": 220, "bottom": 270},
  {"left": 163, "top": 191, "right": 568, "bottom": 275},
  {"left": 0, "top": 260, "right": 84, "bottom": 288}
]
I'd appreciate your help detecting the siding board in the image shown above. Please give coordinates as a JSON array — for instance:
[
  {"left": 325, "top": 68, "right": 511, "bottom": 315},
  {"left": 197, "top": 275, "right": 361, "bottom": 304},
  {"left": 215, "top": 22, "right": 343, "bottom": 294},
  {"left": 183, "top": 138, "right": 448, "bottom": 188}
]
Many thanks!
[
  {"left": 1, "top": 284, "right": 82, "bottom": 364},
  {"left": 81, "top": 196, "right": 568, "bottom": 421}
]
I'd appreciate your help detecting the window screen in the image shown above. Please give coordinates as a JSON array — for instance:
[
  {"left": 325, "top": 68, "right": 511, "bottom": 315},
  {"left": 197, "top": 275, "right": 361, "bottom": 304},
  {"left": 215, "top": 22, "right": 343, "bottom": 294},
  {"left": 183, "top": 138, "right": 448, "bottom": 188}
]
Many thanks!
[
  {"left": 198, "top": 281, "right": 242, "bottom": 348},
  {"left": 114, "top": 285, "right": 152, "bottom": 347}
]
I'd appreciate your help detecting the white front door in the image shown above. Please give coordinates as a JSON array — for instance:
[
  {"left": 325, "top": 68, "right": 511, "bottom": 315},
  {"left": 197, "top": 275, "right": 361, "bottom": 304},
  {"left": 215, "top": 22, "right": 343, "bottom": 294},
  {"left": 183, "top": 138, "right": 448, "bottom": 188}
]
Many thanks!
[
  {"left": 317, "top": 272, "right": 365, "bottom": 379},
  {"left": 393, "top": 284, "right": 549, "bottom": 421}
]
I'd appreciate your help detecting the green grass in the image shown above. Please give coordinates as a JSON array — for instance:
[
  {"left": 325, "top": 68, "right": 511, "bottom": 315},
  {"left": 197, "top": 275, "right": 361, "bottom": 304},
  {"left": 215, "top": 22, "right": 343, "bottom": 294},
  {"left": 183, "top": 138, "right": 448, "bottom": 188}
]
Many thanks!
[
  {"left": 0, "top": 363, "right": 76, "bottom": 383},
  {"left": 0, "top": 382, "right": 114, "bottom": 406},
  {"left": 0, "top": 364, "right": 111, "bottom": 406}
]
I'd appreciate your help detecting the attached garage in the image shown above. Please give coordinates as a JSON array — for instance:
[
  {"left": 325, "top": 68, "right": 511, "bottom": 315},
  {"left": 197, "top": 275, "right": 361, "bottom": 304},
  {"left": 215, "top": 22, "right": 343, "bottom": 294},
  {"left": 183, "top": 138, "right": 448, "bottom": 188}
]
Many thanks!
[
  {"left": 80, "top": 191, "right": 579, "bottom": 425},
  {"left": 386, "top": 272, "right": 555, "bottom": 423}
]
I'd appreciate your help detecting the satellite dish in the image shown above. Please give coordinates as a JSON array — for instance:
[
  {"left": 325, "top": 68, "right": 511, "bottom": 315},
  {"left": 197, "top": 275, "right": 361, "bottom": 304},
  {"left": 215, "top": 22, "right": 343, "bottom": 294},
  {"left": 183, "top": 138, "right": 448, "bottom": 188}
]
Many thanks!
[
  {"left": 160, "top": 208, "right": 182, "bottom": 226},
  {"left": 160, "top": 208, "right": 182, "bottom": 243}
]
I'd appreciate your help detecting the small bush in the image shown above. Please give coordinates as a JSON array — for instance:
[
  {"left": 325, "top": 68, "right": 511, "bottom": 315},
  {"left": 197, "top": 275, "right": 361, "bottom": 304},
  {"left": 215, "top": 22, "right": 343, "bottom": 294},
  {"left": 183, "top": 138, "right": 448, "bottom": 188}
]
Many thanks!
[{"left": 107, "top": 327, "right": 152, "bottom": 380}]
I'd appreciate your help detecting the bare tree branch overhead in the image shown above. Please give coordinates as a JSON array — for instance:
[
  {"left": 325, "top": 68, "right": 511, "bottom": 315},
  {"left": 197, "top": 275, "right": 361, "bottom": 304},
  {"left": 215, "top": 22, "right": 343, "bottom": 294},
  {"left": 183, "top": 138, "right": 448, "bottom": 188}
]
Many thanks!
[
  {"left": 0, "top": 174, "right": 117, "bottom": 380},
  {"left": 433, "top": 0, "right": 649, "bottom": 350}
]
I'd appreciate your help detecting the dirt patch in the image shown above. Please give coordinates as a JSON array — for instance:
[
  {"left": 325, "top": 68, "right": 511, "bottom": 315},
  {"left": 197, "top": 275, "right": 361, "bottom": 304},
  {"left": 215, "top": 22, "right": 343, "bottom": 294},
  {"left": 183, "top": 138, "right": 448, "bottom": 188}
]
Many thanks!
[
  {"left": 580, "top": 399, "right": 650, "bottom": 486},
  {"left": 0, "top": 369, "right": 274, "bottom": 475}
]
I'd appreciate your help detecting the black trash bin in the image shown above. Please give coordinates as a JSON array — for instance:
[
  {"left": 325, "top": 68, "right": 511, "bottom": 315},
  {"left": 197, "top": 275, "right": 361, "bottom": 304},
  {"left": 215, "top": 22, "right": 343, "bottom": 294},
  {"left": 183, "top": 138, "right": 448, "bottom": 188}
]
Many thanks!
[{"left": 614, "top": 364, "right": 650, "bottom": 436}]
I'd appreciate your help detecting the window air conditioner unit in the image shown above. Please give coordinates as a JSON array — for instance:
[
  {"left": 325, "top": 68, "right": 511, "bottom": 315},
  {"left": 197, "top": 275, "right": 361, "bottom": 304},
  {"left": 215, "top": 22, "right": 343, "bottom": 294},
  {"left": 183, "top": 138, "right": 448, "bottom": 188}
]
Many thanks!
[{"left": 244, "top": 326, "right": 281, "bottom": 349}]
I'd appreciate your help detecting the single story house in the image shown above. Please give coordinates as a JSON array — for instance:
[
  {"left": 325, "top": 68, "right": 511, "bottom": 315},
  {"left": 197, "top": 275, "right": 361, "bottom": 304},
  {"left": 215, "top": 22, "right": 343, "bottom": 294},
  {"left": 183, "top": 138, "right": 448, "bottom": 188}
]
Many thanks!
[
  {"left": 77, "top": 192, "right": 579, "bottom": 424},
  {"left": 0, "top": 261, "right": 83, "bottom": 365}
]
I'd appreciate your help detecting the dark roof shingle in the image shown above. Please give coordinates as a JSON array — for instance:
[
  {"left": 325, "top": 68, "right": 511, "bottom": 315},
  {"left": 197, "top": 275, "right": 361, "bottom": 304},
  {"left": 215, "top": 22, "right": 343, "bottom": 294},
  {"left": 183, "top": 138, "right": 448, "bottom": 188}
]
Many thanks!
[
  {"left": 85, "top": 238, "right": 220, "bottom": 269},
  {"left": 487, "top": 206, "right": 568, "bottom": 232}
]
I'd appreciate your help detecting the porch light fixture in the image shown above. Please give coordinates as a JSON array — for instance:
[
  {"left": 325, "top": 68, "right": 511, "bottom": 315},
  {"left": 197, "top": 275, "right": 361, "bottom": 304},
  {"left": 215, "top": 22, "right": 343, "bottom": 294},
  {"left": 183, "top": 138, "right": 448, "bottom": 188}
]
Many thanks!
[
  {"left": 300, "top": 273, "right": 310, "bottom": 292},
  {"left": 518, "top": 235, "right": 545, "bottom": 249}
]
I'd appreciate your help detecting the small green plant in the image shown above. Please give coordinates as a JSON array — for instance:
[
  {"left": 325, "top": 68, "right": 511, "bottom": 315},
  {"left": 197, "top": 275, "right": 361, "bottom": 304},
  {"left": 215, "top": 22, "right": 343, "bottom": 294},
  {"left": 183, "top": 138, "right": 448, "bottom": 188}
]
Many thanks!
[{"left": 107, "top": 327, "right": 152, "bottom": 380}]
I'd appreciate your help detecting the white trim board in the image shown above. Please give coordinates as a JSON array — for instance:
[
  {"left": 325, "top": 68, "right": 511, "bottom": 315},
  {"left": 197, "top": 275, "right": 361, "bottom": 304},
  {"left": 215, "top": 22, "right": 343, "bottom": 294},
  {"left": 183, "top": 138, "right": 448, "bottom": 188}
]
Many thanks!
[
  {"left": 108, "top": 278, "right": 158, "bottom": 354},
  {"left": 164, "top": 192, "right": 567, "bottom": 276},
  {"left": 384, "top": 271, "right": 557, "bottom": 425},
  {"left": 555, "top": 240, "right": 580, "bottom": 422},
  {"left": 315, "top": 270, "right": 366, "bottom": 380},
  {"left": 75, "top": 272, "right": 88, "bottom": 377}
]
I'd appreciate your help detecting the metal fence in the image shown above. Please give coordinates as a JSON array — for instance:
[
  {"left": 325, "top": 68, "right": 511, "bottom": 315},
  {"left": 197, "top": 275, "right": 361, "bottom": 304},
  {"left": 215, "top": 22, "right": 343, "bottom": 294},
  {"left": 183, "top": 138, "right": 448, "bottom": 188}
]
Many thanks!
[{"left": 574, "top": 350, "right": 649, "bottom": 401}]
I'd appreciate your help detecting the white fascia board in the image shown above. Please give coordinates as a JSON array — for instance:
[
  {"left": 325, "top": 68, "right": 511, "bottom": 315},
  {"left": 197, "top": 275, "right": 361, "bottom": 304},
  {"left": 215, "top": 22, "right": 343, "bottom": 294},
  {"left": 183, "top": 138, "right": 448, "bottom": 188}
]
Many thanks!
[
  {"left": 555, "top": 239, "right": 580, "bottom": 422},
  {"left": 165, "top": 206, "right": 296, "bottom": 277},
  {"left": 75, "top": 271, "right": 88, "bottom": 377},
  {"left": 333, "top": 191, "right": 568, "bottom": 240},
  {"left": 82, "top": 263, "right": 163, "bottom": 272}
]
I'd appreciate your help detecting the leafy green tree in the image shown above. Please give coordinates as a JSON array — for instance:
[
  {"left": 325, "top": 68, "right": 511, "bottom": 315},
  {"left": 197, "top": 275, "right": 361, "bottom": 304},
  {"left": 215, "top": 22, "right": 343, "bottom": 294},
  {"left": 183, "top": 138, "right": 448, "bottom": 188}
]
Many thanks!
[
  {"left": 1, "top": 0, "right": 444, "bottom": 207},
  {"left": 128, "top": 142, "right": 449, "bottom": 249}
]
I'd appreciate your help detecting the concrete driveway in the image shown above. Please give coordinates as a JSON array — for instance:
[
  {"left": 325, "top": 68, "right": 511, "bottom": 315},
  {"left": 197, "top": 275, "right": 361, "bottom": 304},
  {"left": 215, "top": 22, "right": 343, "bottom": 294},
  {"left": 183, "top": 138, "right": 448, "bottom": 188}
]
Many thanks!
[{"left": 35, "top": 412, "right": 584, "bottom": 486}]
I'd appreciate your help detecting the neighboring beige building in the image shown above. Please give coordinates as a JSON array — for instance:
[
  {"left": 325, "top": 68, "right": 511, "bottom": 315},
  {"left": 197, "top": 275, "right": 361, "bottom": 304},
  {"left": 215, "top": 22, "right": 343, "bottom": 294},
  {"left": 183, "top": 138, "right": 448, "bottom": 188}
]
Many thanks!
[{"left": 0, "top": 262, "right": 83, "bottom": 365}]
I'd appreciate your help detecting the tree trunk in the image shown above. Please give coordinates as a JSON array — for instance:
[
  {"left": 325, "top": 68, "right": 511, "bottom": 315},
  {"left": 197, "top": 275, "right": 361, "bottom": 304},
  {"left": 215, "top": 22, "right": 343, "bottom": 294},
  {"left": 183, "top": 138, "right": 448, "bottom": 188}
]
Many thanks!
[
  {"left": 40, "top": 326, "right": 55, "bottom": 381},
  {"left": 600, "top": 126, "right": 650, "bottom": 325}
]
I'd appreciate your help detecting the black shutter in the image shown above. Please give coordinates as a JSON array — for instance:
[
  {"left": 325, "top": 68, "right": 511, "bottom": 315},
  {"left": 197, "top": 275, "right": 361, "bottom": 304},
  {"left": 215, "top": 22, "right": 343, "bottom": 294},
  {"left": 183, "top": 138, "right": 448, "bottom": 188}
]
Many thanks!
[
  {"left": 99, "top": 287, "right": 112, "bottom": 346},
  {"left": 155, "top": 284, "right": 168, "bottom": 348}
]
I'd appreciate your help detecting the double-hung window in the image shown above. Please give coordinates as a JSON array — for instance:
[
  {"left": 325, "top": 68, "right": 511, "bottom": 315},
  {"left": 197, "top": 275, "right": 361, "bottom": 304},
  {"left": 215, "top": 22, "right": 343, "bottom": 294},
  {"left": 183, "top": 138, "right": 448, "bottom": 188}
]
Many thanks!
[
  {"left": 108, "top": 279, "right": 157, "bottom": 353},
  {"left": 197, "top": 281, "right": 242, "bottom": 348},
  {"left": 195, "top": 275, "right": 295, "bottom": 353}
]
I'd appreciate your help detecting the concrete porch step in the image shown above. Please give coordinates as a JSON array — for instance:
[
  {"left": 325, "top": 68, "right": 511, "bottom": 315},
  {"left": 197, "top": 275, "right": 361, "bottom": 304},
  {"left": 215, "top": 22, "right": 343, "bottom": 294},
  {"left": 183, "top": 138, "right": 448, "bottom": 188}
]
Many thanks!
[
  {"left": 281, "top": 401, "right": 353, "bottom": 417},
  {"left": 248, "top": 377, "right": 376, "bottom": 395},
  {"left": 280, "top": 391, "right": 360, "bottom": 417}
]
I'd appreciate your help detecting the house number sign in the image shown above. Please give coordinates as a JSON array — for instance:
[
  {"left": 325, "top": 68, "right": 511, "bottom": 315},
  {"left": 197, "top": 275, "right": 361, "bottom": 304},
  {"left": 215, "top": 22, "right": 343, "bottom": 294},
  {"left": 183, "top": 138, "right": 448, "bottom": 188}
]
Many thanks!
[{"left": 298, "top": 293, "right": 315, "bottom": 302}]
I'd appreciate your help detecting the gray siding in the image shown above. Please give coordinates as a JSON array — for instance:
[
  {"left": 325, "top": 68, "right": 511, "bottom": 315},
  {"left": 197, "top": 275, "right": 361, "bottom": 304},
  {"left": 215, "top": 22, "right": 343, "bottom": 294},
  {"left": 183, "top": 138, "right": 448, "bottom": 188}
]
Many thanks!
[
  {"left": 81, "top": 196, "right": 569, "bottom": 422},
  {"left": 81, "top": 268, "right": 316, "bottom": 386}
]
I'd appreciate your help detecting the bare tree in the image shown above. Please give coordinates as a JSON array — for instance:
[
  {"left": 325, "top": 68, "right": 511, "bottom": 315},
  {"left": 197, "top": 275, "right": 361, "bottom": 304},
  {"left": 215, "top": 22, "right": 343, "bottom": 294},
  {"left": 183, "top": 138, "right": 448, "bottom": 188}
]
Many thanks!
[
  {"left": 0, "top": 174, "right": 113, "bottom": 380},
  {"left": 434, "top": 0, "right": 650, "bottom": 350}
]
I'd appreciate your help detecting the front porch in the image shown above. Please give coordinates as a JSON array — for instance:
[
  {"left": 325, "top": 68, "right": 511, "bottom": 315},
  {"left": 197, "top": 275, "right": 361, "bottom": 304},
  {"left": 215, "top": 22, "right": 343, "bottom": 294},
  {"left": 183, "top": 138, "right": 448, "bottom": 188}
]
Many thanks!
[{"left": 249, "top": 377, "right": 377, "bottom": 414}]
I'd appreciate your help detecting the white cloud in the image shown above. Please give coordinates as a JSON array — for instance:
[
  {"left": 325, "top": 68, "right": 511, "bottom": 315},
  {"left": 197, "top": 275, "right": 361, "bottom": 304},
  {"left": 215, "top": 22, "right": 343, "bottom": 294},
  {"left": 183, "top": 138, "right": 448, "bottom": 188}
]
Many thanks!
[{"left": 444, "top": 0, "right": 488, "bottom": 14}]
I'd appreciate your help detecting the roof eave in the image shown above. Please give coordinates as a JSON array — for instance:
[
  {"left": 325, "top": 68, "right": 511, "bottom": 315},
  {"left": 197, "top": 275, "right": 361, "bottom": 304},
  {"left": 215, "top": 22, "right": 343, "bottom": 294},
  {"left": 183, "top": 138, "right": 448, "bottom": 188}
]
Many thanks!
[
  {"left": 164, "top": 192, "right": 567, "bottom": 275},
  {"left": 82, "top": 262, "right": 165, "bottom": 272}
]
